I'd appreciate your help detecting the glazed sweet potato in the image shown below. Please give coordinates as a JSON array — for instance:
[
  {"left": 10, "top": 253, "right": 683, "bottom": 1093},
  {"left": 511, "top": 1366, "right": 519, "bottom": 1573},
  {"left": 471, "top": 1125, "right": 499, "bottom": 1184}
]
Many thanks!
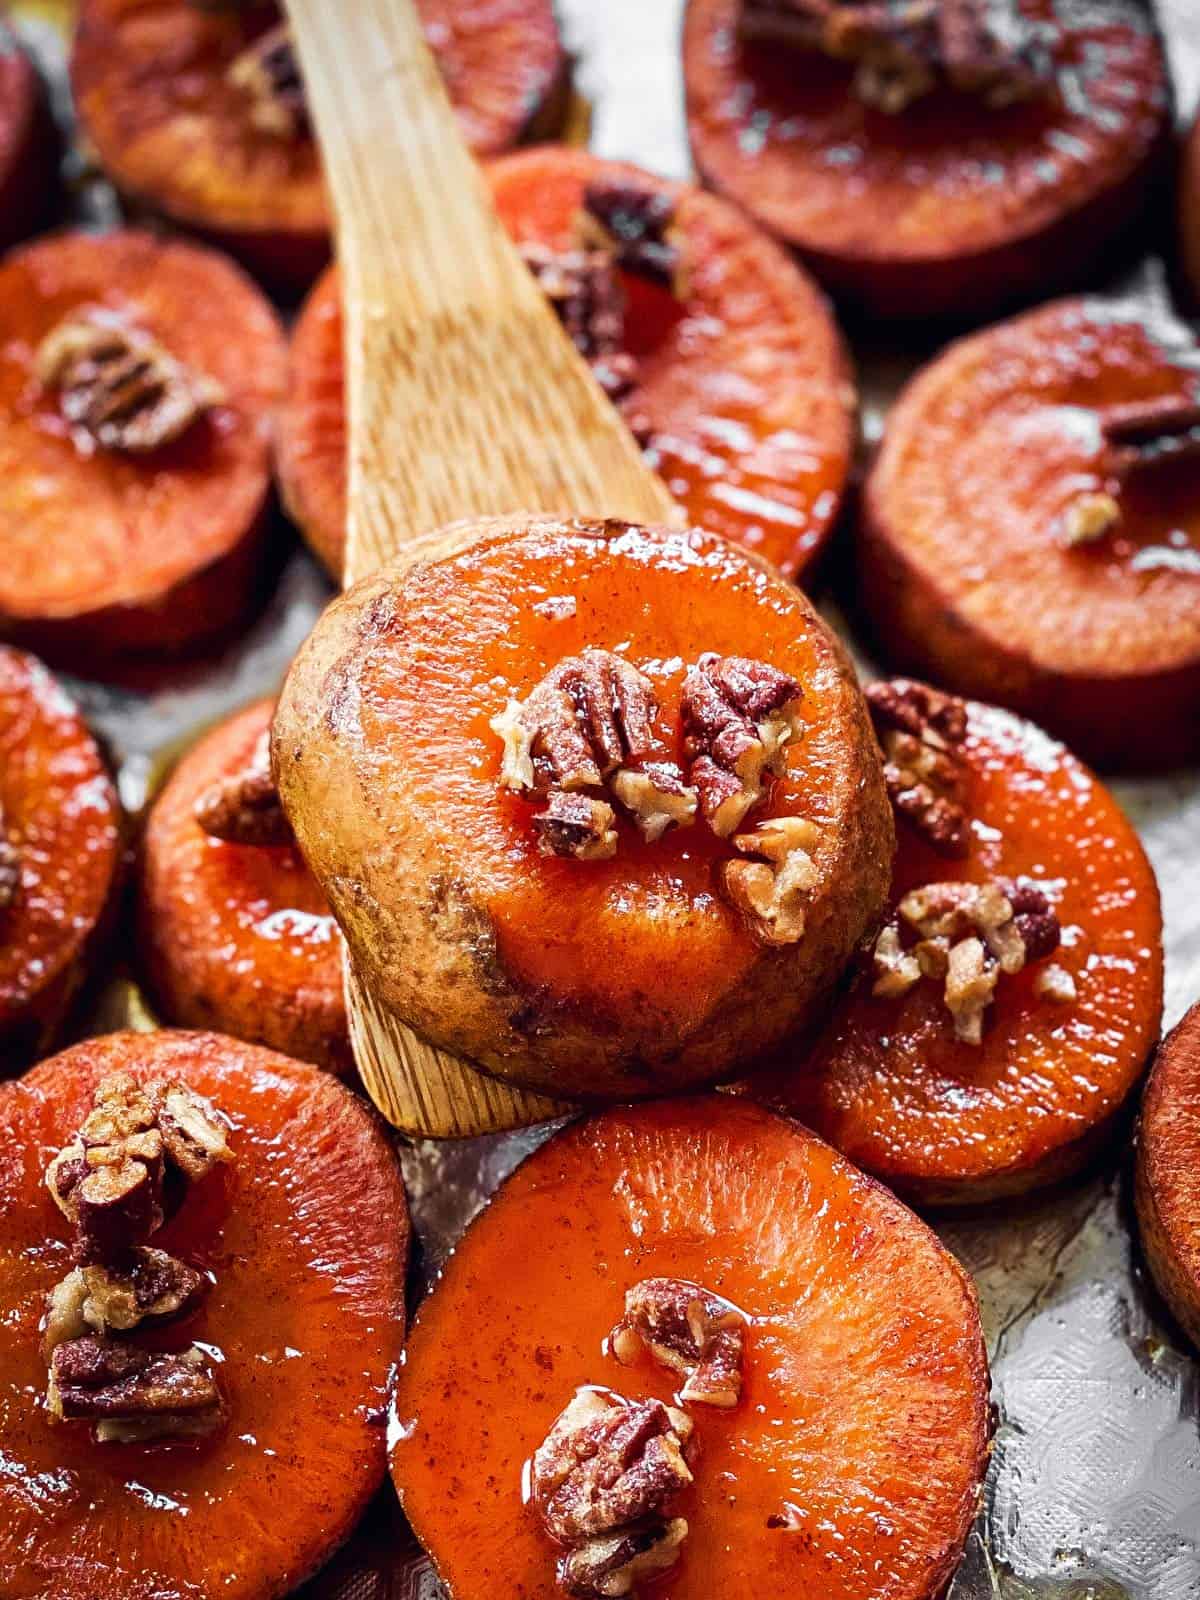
[
  {"left": 860, "top": 295, "right": 1200, "bottom": 770},
  {"left": 278, "top": 146, "right": 855, "bottom": 581},
  {"left": 71, "top": 0, "right": 567, "bottom": 291},
  {"left": 0, "top": 20, "right": 57, "bottom": 252},
  {"left": 0, "top": 229, "right": 286, "bottom": 671},
  {"left": 0, "top": 1029, "right": 409, "bottom": 1600},
  {"left": 273, "top": 515, "right": 893, "bottom": 1098},
  {"left": 1136, "top": 1002, "right": 1200, "bottom": 1351},
  {"left": 139, "top": 700, "right": 350, "bottom": 1073},
  {"left": 392, "top": 1096, "right": 991, "bottom": 1600},
  {"left": 0, "top": 645, "right": 121, "bottom": 1067},
  {"left": 747, "top": 683, "right": 1163, "bottom": 1205},
  {"left": 683, "top": 0, "right": 1170, "bottom": 321}
]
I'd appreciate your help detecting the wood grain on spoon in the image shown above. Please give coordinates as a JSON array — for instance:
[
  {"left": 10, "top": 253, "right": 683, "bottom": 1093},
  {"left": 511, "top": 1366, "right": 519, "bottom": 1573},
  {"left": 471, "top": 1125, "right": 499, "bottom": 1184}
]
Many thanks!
[{"left": 285, "top": 0, "right": 677, "bottom": 1137}]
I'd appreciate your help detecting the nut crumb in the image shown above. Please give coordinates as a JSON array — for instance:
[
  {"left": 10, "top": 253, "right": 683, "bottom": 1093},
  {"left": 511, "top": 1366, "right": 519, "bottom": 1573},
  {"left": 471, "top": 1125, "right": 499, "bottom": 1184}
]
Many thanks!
[
  {"left": 1062, "top": 492, "right": 1121, "bottom": 547},
  {"left": 1034, "top": 962, "right": 1077, "bottom": 1003},
  {"left": 682, "top": 653, "right": 803, "bottom": 838}
]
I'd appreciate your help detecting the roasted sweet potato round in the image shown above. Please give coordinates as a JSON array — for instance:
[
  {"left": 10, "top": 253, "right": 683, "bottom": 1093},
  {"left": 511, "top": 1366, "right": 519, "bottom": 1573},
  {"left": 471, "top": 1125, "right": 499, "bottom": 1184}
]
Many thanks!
[
  {"left": 0, "top": 644, "right": 121, "bottom": 1067},
  {"left": 273, "top": 515, "right": 893, "bottom": 1098},
  {"left": 139, "top": 700, "right": 350, "bottom": 1073},
  {"left": 392, "top": 1096, "right": 991, "bottom": 1600},
  {"left": 277, "top": 146, "right": 855, "bottom": 581},
  {"left": 0, "top": 1029, "right": 409, "bottom": 1600},
  {"left": 860, "top": 295, "right": 1200, "bottom": 770},
  {"left": 1136, "top": 1002, "right": 1200, "bottom": 1351},
  {"left": 0, "top": 21, "right": 57, "bottom": 252},
  {"left": 682, "top": 0, "right": 1170, "bottom": 321},
  {"left": 71, "top": 0, "right": 567, "bottom": 291},
  {"left": 0, "top": 228, "right": 286, "bottom": 671},
  {"left": 747, "top": 684, "right": 1163, "bottom": 1205}
]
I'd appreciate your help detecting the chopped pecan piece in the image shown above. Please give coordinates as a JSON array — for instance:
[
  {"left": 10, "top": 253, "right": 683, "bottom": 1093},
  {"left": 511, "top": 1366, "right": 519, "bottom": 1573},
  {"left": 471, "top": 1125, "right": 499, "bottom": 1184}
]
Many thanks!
[
  {"left": 521, "top": 243, "right": 636, "bottom": 404},
  {"left": 875, "top": 877, "right": 1062, "bottom": 1042},
  {"left": 579, "top": 181, "right": 683, "bottom": 294},
  {"left": 228, "top": 21, "right": 308, "bottom": 139},
  {"left": 42, "top": 1248, "right": 207, "bottom": 1355},
  {"left": 610, "top": 1278, "right": 746, "bottom": 1408},
  {"left": 529, "top": 1389, "right": 693, "bottom": 1547},
  {"left": 534, "top": 791, "right": 619, "bottom": 862},
  {"left": 1034, "top": 962, "right": 1077, "bottom": 1003},
  {"left": 48, "top": 1335, "right": 224, "bottom": 1442},
  {"left": 155, "top": 1080, "right": 233, "bottom": 1181},
  {"left": 722, "top": 814, "right": 820, "bottom": 946},
  {"left": 36, "top": 306, "right": 223, "bottom": 455},
  {"left": 492, "top": 651, "right": 696, "bottom": 856},
  {"left": 682, "top": 654, "right": 803, "bottom": 838},
  {"left": 558, "top": 1520, "right": 689, "bottom": 1599},
  {"left": 194, "top": 729, "right": 292, "bottom": 846},
  {"left": 1100, "top": 394, "right": 1200, "bottom": 475},
  {"left": 866, "top": 679, "right": 970, "bottom": 858}
]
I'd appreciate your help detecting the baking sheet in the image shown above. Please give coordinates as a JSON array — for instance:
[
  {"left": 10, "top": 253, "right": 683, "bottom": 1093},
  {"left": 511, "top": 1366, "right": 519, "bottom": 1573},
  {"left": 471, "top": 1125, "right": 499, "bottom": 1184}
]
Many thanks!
[{"left": 9, "top": 1, "right": 1200, "bottom": 1596}]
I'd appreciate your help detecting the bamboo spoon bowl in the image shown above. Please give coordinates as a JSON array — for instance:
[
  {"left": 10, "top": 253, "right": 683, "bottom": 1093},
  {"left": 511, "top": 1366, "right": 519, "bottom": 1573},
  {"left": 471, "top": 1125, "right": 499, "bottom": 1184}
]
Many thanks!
[{"left": 284, "top": 0, "right": 679, "bottom": 1137}]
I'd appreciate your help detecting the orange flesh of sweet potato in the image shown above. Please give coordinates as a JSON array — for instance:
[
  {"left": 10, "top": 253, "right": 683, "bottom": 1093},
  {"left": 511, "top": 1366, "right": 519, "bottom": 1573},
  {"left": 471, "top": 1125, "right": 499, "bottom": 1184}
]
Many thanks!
[
  {"left": 1136, "top": 1002, "right": 1200, "bottom": 1351},
  {"left": 71, "top": 0, "right": 566, "bottom": 288},
  {"left": 139, "top": 700, "right": 349, "bottom": 1073},
  {"left": 0, "top": 1029, "right": 409, "bottom": 1600},
  {"left": 860, "top": 296, "right": 1200, "bottom": 769},
  {"left": 683, "top": 0, "right": 1169, "bottom": 320},
  {"left": 392, "top": 1096, "right": 991, "bottom": 1600},
  {"left": 749, "top": 698, "right": 1163, "bottom": 1203},
  {"left": 0, "top": 645, "right": 120, "bottom": 1066},
  {"left": 317, "top": 520, "right": 875, "bottom": 1035},
  {"left": 277, "top": 146, "right": 854, "bottom": 582},
  {"left": 0, "top": 229, "right": 286, "bottom": 669}
]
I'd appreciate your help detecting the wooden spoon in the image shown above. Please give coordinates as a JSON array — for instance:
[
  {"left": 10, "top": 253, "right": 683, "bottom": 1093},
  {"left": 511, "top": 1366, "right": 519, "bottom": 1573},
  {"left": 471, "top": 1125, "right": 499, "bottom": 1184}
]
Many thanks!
[{"left": 285, "top": 0, "right": 679, "bottom": 1138}]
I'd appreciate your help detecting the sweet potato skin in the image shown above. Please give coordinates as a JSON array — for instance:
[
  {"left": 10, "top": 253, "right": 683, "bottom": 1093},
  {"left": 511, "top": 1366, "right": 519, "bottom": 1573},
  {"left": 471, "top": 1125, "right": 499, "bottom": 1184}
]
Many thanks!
[
  {"left": 683, "top": 0, "right": 1171, "bottom": 321},
  {"left": 139, "top": 700, "right": 351, "bottom": 1073},
  {"left": 746, "top": 698, "right": 1163, "bottom": 1205},
  {"left": 0, "top": 646, "right": 121, "bottom": 1068},
  {"left": 0, "top": 229, "right": 286, "bottom": 670},
  {"left": 71, "top": 0, "right": 567, "bottom": 291},
  {"left": 859, "top": 297, "right": 1200, "bottom": 770},
  {"left": 273, "top": 516, "right": 894, "bottom": 1099},
  {"left": 392, "top": 1096, "right": 992, "bottom": 1600},
  {"left": 279, "top": 147, "right": 855, "bottom": 582},
  {"left": 1136, "top": 1003, "right": 1200, "bottom": 1351},
  {"left": 0, "top": 1029, "right": 409, "bottom": 1600}
]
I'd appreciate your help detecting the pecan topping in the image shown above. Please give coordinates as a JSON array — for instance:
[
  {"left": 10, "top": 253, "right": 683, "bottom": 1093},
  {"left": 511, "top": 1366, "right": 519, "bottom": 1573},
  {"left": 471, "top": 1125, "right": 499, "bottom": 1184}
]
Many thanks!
[
  {"left": 228, "top": 21, "right": 308, "bottom": 139},
  {"left": 722, "top": 814, "right": 820, "bottom": 946},
  {"left": 46, "top": 1073, "right": 231, "bottom": 1262},
  {"left": 36, "top": 306, "right": 223, "bottom": 455},
  {"left": 867, "top": 679, "right": 970, "bottom": 858},
  {"left": 42, "top": 1248, "right": 207, "bottom": 1356},
  {"left": 871, "top": 877, "right": 1062, "bottom": 1043},
  {"left": 492, "top": 651, "right": 696, "bottom": 857},
  {"left": 740, "top": 0, "right": 1051, "bottom": 114},
  {"left": 558, "top": 1521, "right": 689, "bottom": 1600},
  {"left": 194, "top": 728, "right": 292, "bottom": 847},
  {"left": 681, "top": 654, "right": 803, "bottom": 838},
  {"left": 521, "top": 244, "right": 638, "bottom": 406},
  {"left": 611, "top": 1279, "right": 746, "bottom": 1409},
  {"left": 531, "top": 1390, "right": 693, "bottom": 1545},
  {"left": 0, "top": 804, "right": 18, "bottom": 916},
  {"left": 48, "top": 1336, "right": 224, "bottom": 1442},
  {"left": 579, "top": 181, "right": 683, "bottom": 295}
]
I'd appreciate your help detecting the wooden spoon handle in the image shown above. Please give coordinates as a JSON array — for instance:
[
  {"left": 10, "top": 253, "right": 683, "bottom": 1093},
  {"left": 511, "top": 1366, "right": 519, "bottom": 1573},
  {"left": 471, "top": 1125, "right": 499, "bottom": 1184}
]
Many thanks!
[{"left": 286, "top": 0, "right": 675, "bottom": 581}]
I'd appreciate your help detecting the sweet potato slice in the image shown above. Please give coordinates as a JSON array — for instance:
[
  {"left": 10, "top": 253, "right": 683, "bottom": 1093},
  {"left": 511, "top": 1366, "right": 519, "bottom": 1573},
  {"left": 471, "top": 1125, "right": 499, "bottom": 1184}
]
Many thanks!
[
  {"left": 392, "top": 1095, "right": 991, "bottom": 1600},
  {"left": 1136, "top": 1003, "right": 1200, "bottom": 1350},
  {"left": 0, "top": 229, "right": 286, "bottom": 671},
  {"left": 682, "top": 0, "right": 1170, "bottom": 321},
  {"left": 860, "top": 295, "right": 1200, "bottom": 770},
  {"left": 0, "top": 21, "right": 57, "bottom": 252},
  {"left": 277, "top": 146, "right": 855, "bottom": 581},
  {"left": 139, "top": 700, "right": 350, "bottom": 1073},
  {"left": 747, "top": 686, "right": 1163, "bottom": 1205},
  {"left": 0, "top": 645, "right": 121, "bottom": 1066},
  {"left": 0, "top": 1029, "right": 409, "bottom": 1600},
  {"left": 273, "top": 514, "right": 893, "bottom": 1098},
  {"left": 71, "top": 0, "right": 567, "bottom": 291}
]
